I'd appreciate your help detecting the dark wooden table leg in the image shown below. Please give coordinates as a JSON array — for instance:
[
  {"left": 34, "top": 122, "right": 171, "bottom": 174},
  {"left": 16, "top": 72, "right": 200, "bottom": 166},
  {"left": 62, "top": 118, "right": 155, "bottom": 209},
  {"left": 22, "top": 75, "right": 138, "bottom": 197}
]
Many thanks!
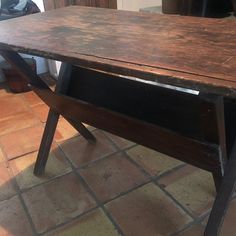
[
  {"left": 204, "top": 140, "right": 236, "bottom": 235},
  {"left": 199, "top": 94, "right": 227, "bottom": 193},
  {"left": 33, "top": 63, "right": 71, "bottom": 176},
  {"left": 34, "top": 63, "right": 95, "bottom": 175},
  {"left": 34, "top": 110, "right": 60, "bottom": 175}
]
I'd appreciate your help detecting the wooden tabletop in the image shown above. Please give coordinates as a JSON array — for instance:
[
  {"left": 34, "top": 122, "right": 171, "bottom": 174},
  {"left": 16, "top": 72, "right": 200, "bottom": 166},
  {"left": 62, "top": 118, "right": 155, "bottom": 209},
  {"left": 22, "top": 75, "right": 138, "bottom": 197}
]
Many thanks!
[{"left": 0, "top": 6, "right": 235, "bottom": 96}]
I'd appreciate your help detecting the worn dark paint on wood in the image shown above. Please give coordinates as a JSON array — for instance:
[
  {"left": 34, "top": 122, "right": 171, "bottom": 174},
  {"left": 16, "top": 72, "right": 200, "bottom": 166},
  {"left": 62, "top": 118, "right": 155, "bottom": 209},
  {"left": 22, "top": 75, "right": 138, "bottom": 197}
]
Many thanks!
[
  {"left": 0, "top": 7, "right": 236, "bottom": 236},
  {"left": 0, "top": 6, "right": 235, "bottom": 96}
]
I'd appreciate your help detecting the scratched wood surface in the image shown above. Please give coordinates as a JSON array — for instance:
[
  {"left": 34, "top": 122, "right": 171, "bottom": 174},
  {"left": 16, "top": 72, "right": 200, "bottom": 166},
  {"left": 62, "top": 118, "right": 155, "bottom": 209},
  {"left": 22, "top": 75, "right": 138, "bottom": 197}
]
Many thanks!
[{"left": 0, "top": 6, "right": 235, "bottom": 95}]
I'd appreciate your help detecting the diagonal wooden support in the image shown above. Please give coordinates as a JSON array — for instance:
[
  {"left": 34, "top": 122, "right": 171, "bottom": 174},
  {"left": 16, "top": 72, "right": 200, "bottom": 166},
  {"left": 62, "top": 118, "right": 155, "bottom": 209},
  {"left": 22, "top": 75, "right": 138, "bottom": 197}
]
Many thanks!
[
  {"left": 34, "top": 63, "right": 95, "bottom": 176},
  {"left": 0, "top": 50, "right": 96, "bottom": 175}
]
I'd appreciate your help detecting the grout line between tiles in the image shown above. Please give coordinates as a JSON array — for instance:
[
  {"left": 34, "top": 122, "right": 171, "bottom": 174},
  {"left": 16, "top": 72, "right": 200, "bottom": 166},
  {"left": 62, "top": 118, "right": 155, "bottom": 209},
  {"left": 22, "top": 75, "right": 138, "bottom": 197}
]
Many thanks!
[
  {"left": 104, "top": 132, "right": 213, "bottom": 236},
  {"left": 77, "top": 145, "right": 138, "bottom": 171},
  {"left": 103, "top": 131, "right": 196, "bottom": 213},
  {"left": 57, "top": 144, "right": 125, "bottom": 236},
  {"left": 6, "top": 164, "right": 38, "bottom": 236},
  {"left": 39, "top": 206, "right": 99, "bottom": 236},
  {"left": 15, "top": 169, "right": 74, "bottom": 194}
]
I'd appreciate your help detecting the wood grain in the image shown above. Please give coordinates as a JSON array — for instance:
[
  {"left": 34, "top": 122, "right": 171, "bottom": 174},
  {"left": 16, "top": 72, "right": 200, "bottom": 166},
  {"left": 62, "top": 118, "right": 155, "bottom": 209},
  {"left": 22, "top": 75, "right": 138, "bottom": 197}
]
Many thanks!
[{"left": 0, "top": 6, "right": 235, "bottom": 95}]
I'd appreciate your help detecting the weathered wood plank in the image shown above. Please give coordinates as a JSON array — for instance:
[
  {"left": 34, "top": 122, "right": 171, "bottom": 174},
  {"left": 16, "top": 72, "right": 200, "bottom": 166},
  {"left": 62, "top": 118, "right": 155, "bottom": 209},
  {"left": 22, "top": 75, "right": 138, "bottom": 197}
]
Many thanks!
[{"left": 0, "top": 7, "right": 235, "bottom": 95}]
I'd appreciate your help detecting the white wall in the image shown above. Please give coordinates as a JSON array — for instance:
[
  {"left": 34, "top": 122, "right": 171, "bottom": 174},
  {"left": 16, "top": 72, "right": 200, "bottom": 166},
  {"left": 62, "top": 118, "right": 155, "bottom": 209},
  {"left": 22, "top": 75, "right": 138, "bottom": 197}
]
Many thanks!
[
  {"left": 117, "top": 0, "right": 162, "bottom": 11},
  {"left": 33, "top": 0, "right": 45, "bottom": 12}
]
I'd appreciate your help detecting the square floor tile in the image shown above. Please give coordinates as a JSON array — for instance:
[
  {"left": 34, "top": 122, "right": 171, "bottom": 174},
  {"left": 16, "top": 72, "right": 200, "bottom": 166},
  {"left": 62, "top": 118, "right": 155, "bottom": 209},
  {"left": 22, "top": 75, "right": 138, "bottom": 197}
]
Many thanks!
[
  {"left": 0, "top": 195, "right": 33, "bottom": 236},
  {"left": 54, "top": 118, "right": 79, "bottom": 143},
  {"left": 127, "top": 145, "right": 183, "bottom": 177},
  {"left": 60, "top": 130, "right": 117, "bottom": 168},
  {"left": 22, "top": 173, "right": 97, "bottom": 233},
  {"left": 80, "top": 152, "right": 149, "bottom": 202},
  {"left": 106, "top": 183, "right": 192, "bottom": 236},
  {"left": 0, "top": 125, "right": 44, "bottom": 160},
  {"left": 0, "top": 162, "right": 16, "bottom": 201},
  {"left": 23, "top": 91, "right": 43, "bottom": 107},
  {"left": 0, "top": 96, "right": 28, "bottom": 121},
  {"left": 105, "top": 132, "right": 135, "bottom": 149},
  {"left": 0, "top": 111, "right": 40, "bottom": 136},
  {"left": 45, "top": 208, "right": 119, "bottom": 236},
  {"left": 176, "top": 225, "right": 204, "bottom": 236},
  {"left": 32, "top": 104, "right": 49, "bottom": 123},
  {"left": 158, "top": 165, "right": 215, "bottom": 217},
  {"left": 9, "top": 145, "right": 72, "bottom": 190}
]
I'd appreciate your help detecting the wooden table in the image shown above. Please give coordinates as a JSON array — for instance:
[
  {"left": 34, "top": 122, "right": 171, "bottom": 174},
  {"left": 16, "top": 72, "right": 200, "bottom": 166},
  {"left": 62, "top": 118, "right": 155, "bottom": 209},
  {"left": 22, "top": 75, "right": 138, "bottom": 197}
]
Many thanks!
[{"left": 0, "top": 6, "right": 235, "bottom": 235}]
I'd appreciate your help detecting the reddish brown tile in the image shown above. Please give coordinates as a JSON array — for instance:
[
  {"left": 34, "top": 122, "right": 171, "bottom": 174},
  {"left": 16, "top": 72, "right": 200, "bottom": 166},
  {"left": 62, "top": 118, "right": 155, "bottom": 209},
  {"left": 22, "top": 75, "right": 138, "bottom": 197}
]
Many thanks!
[
  {"left": 0, "top": 195, "right": 33, "bottom": 236},
  {"left": 32, "top": 104, "right": 49, "bottom": 123},
  {"left": 177, "top": 225, "right": 205, "bottom": 236},
  {"left": 0, "top": 111, "right": 40, "bottom": 136},
  {"left": 106, "top": 183, "right": 192, "bottom": 236},
  {"left": 105, "top": 132, "right": 134, "bottom": 149},
  {"left": 60, "top": 130, "right": 117, "bottom": 167},
  {"left": 22, "top": 173, "right": 96, "bottom": 233},
  {"left": 45, "top": 208, "right": 119, "bottom": 236},
  {"left": 158, "top": 165, "right": 215, "bottom": 217},
  {"left": 0, "top": 96, "right": 28, "bottom": 121},
  {"left": 221, "top": 198, "right": 236, "bottom": 236},
  {"left": 9, "top": 145, "right": 72, "bottom": 190},
  {"left": 80, "top": 152, "right": 149, "bottom": 202},
  {"left": 23, "top": 91, "right": 43, "bottom": 107},
  {"left": 0, "top": 125, "right": 44, "bottom": 160},
  {"left": 0, "top": 162, "right": 16, "bottom": 201},
  {"left": 54, "top": 118, "right": 79, "bottom": 143},
  {"left": 127, "top": 145, "right": 183, "bottom": 177}
]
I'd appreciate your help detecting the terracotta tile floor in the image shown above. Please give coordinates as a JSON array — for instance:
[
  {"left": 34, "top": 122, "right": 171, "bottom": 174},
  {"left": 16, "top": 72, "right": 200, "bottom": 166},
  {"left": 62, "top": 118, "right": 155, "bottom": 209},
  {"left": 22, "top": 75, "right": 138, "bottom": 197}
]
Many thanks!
[{"left": 0, "top": 82, "right": 236, "bottom": 235}]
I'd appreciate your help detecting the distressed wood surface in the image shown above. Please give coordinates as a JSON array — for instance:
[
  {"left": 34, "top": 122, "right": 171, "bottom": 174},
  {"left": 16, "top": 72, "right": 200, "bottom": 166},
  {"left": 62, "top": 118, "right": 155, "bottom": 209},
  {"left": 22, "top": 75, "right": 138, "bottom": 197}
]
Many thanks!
[{"left": 0, "top": 6, "right": 235, "bottom": 95}]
